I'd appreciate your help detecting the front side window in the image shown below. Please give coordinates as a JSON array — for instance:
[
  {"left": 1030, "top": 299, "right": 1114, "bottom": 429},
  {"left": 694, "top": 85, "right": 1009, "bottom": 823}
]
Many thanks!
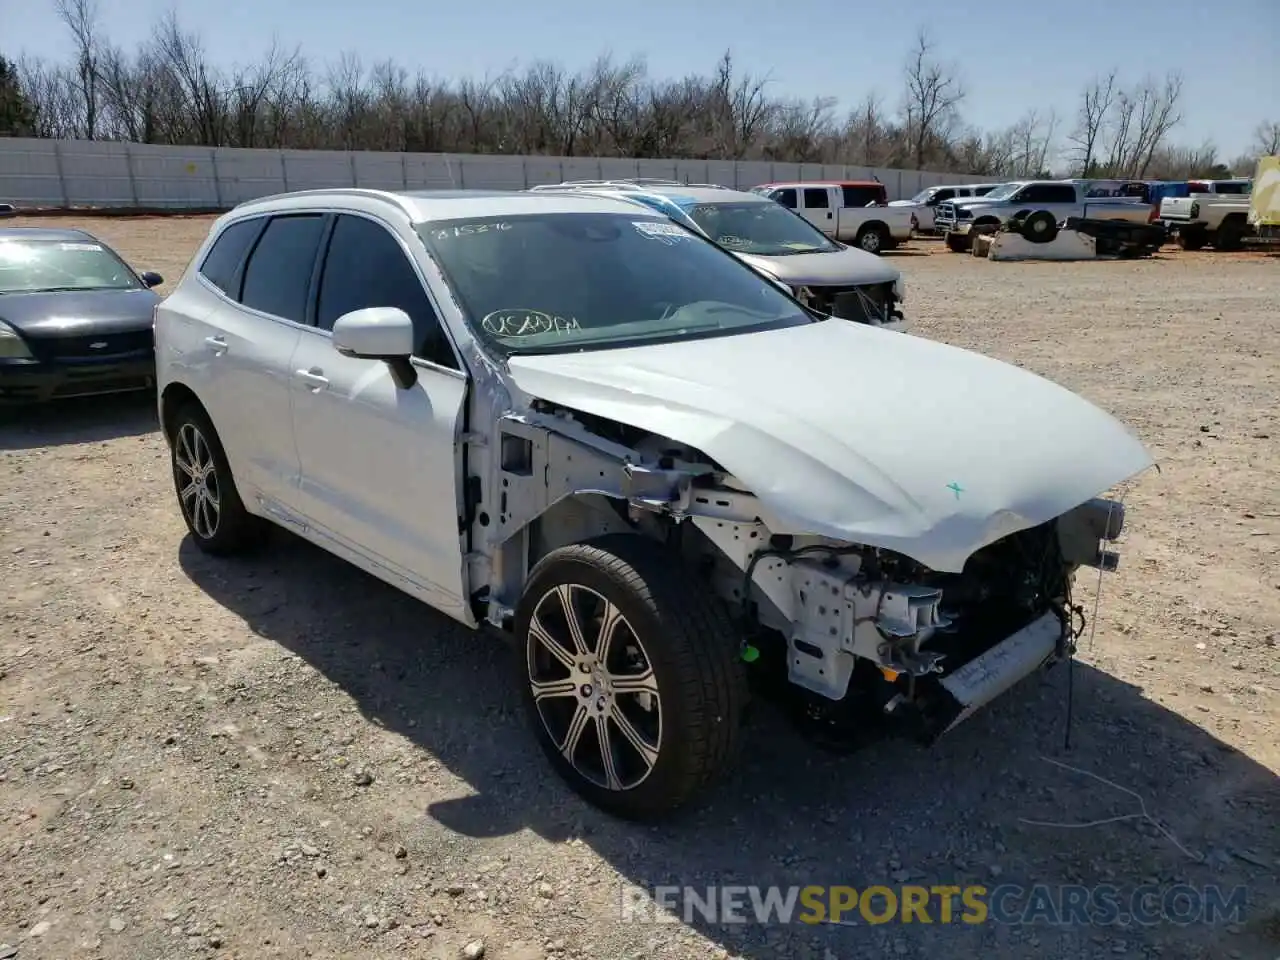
[
  {"left": 239, "top": 214, "right": 326, "bottom": 323},
  {"left": 772, "top": 188, "right": 798, "bottom": 208},
  {"left": 687, "top": 201, "right": 839, "bottom": 255},
  {"left": 416, "top": 212, "right": 814, "bottom": 356},
  {"left": 316, "top": 214, "right": 457, "bottom": 369},
  {"left": 0, "top": 236, "right": 143, "bottom": 295}
]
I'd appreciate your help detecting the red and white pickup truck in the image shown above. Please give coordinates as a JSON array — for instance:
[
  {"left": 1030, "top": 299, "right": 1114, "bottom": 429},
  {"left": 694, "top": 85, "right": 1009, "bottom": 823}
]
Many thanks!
[{"left": 749, "top": 180, "right": 915, "bottom": 254}]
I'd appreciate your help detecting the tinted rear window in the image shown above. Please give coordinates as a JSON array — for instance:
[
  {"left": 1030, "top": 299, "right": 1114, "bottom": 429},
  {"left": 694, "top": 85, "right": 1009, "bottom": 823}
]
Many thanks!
[
  {"left": 199, "top": 218, "right": 264, "bottom": 298},
  {"left": 841, "top": 185, "right": 885, "bottom": 206},
  {"left": 240, "top": 214, "right": 326, "bottom": 323}
]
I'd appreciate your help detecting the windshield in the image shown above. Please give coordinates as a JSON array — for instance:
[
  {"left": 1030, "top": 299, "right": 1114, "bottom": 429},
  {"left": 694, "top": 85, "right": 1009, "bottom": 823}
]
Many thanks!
[
  {"left": 685, "top": 201, "right": 839, "bottom": 255},
  {"left": 0, "top": 237, "right": 141, "bottom": 294},
  {"left": 978, "top": 183, "right": 1023, "bottom": 201},
  {"left": 416, "top": 212, "right": 814, "bottom": 356},
  {"left": 909, "top": 187, "right": 940, "bottom": 203}
]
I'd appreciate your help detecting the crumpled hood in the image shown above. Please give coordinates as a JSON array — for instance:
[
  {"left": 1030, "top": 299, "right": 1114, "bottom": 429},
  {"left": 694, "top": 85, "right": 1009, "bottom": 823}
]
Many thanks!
[
  {"left": 734, "top": 247, "right": 899, "bottom": 286},
  {"left": 506, "top": 320, "right": 1153, "bottom": 572}
]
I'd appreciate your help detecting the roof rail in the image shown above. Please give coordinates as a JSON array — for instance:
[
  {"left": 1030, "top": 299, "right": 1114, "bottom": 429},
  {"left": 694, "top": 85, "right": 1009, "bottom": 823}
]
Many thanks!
[
  {"left": 231, "top": 186, "right": 416, "bottom": 214},
  {"left": 529, "top": 178, "right": 739, "bottom": 195}
]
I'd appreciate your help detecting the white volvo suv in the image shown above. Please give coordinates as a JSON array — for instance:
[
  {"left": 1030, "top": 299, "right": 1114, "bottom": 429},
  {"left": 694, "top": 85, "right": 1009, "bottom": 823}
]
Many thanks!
[{"left": 155, "top": 187, "right": 1152, "bottom": 820}]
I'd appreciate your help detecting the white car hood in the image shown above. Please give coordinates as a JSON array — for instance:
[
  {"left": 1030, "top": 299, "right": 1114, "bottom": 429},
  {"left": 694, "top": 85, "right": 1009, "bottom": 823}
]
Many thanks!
[{"left": 505, "top": 320, "right": 1153, "bottom": 572}]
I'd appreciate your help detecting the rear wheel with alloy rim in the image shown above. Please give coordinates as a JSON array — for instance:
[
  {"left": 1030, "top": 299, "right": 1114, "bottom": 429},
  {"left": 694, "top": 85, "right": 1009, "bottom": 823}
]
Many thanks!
[
  {"left": 169, "top": 403, "right": 266, "bottom": 555},
  {"left": 516, "top": 534, "right": 746, "bottom": 820}
]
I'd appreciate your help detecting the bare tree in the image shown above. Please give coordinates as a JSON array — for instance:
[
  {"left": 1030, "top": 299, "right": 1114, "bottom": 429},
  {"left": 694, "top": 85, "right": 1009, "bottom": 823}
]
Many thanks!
[
  {"left": 902, "top": 28, "right": 965, "bottom": 170},
  {"left": 1251, "top": 120, "right": 1280, "bottom": 156},
  {"left": 1127, "top": 72, "right": 1184, "bottom": 177},
  {"left": 54, "top": 0, "right": 101, "bottom": 138},
  {"left": 1068, "top": 70, "right": 1116, "bottom": 175},
  {"left": 1005, "top": 109, "right": 1059, "bottom": 177}
]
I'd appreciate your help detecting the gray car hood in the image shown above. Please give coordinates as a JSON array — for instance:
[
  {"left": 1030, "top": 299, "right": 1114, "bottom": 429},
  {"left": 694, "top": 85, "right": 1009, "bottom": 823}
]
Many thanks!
[
  {"left": 0, "top": 288, "right": 159, "bottom": 336},
  {"left": 506, "top": 319, "right": 1153, "bottom": 572},
  {"left": 734, "top": 247, "right": 899, "bottom": 287}
]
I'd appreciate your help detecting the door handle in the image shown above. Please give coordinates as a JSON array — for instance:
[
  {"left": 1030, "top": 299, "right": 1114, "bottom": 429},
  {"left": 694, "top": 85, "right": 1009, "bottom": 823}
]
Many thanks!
[
  {"left": 296, "top": 368, "right": 329, "bottom": 390},
  {"left": 204, "top": 336, "right": 227, "bottom": 353},
  {"left": 827, "top": 211, "right": 833, "bottom": 219}
]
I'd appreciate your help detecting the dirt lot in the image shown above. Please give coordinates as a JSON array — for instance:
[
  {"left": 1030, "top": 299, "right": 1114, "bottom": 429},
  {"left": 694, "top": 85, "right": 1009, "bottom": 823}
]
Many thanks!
[{"left": 1, "top": 216, "right": 1278, "bottom": 960}]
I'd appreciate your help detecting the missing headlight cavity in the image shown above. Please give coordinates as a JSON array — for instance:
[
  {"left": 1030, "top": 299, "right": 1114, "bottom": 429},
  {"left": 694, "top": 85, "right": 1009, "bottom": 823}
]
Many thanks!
[{"left": 500, "top": 433, "right": 533, "bottom": 475}]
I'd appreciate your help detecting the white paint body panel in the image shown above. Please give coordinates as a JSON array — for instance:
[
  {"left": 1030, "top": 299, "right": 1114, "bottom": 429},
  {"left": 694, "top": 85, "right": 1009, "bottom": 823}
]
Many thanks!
[
  {"left": 984, "top": 230, "right": 1099, "bottom": 260},
  {"left": 287, "top": 329, "right": 469, "bottom": 616},
  {"left": 508, "top": 318, "right": 1153, "bottom": 573}
]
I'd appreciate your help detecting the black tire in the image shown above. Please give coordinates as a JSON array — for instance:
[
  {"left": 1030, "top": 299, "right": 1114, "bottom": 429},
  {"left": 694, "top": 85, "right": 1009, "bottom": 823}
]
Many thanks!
[
  {"left": 1213, "top": 217, "right": 1245, "bottom": 251},
  {"left": 169, "top": 402, "right": 268, "bottom": 555},
  {"left": 1021, "top": 210, "right": 1059, "bottom": 243},
  {"left": 855, "top": 223, "right": 890, "bottom": 254},
  {"left": 945, "top": 232, "right": 972, "bottom": 253},
  {"left": 1176, "top": 230, "right": 1207, "bottom": 251},
  {"left": 515, "top": 533, "right": 747, "bottom": 820}
]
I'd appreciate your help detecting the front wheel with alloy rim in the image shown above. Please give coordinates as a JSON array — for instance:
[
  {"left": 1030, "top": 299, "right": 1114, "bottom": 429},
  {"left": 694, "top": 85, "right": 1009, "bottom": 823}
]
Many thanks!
[
  {"left": 516, "top": 534, "right": 747, "bottom": 820},
  {"left": 169, "top": 403, "right": 267, "bottom": 555}
]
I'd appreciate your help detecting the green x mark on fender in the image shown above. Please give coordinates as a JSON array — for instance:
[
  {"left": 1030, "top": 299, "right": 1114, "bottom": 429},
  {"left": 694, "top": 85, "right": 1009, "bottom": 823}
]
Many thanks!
[{"left": 947, "top": 481, "right": 964, "bottom": 499}]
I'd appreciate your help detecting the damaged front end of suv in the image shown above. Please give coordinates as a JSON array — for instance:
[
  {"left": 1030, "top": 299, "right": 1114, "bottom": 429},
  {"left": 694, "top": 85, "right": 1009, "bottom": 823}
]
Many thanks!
[
  {"left": 476, "top": 374, "right": 1140, "bottom": 755},
  {"left": 413, "top": 199, "right": 1154, "bottom": 819}
]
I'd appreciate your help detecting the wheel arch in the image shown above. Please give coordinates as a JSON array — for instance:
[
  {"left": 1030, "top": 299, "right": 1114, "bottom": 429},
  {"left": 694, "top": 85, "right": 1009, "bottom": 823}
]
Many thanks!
[{"left": 159, "top": 381, "right": 205, "bottom": 444}]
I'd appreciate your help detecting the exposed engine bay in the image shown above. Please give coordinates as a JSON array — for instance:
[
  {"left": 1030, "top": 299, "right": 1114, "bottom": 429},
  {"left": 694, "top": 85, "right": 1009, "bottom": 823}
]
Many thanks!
[
  {"left": 488, "top": 403, "right": 1126, "bottom": 750},
  {"left": 794, "top": 281, "right": 904, "bottom": 327}
]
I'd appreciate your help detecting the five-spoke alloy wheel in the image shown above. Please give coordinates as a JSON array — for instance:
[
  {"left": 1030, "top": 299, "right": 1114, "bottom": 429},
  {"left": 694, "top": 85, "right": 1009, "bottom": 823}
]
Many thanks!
[{"left": 516, "top": 534, "right": 747, "bottom": 820}]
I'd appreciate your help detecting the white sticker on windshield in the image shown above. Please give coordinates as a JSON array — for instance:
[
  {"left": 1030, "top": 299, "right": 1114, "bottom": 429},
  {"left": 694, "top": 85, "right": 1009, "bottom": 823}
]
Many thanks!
[
  {"left": 632, "top": 221, "right": 689, "bottom": 244},
  {"left": 58, "top": 242, "right": 103, "bottom": 252},
  {"left": 428, "top": 222, "right": 511, "bottom": 241},
  {"left": 481, "top": 309, "right": 581, "bottom": 339}
]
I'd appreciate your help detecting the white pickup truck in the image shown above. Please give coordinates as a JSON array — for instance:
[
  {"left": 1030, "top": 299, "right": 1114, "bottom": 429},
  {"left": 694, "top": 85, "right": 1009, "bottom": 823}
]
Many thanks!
[
  {"left": 749, "top": 181, "right": 915, "bottom": 254},
  {"left": 934, "top": 180, "right": 1154, "bottom": 252},
  {"left": 1159, "top": 179, "right": 1253, "bottom": 251},
  {"left": 889, "top": 182, "right": 1003, "bottom": 234}
]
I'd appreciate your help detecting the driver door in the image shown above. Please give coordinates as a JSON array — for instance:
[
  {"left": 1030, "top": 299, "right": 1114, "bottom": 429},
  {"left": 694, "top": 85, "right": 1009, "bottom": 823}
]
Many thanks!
[{"left": 287, "top": 212, "right": 470, "bottom": 619}]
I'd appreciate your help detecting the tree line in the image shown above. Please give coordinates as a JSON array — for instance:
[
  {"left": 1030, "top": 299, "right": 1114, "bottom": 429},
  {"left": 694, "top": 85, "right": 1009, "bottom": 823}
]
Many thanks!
[{"left": 1, "top": 0, "right": 1277, "bottom": 180}]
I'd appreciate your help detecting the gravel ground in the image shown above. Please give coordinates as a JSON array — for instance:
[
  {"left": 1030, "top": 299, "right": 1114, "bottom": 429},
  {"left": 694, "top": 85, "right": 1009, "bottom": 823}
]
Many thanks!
[{"left": 1, "top": 217, "right": 1278, "bottom": 960}]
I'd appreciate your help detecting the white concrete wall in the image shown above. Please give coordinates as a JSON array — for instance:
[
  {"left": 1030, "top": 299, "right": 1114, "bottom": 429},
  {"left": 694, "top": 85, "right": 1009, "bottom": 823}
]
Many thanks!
[{"left": 0, "top": 137, "right": 1000, "bottom": 208}]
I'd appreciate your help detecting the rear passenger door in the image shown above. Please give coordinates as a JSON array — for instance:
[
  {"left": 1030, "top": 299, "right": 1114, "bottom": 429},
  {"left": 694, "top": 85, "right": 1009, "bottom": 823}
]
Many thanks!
[
  {"left": 287, "top": 212, "right": 470, "bottom": 618},
  {"left": 797, "top": 186, "right": 836, "bottom": 234},
  {"left": 193, "top": 212, "right": 324, "bottom": 507}
]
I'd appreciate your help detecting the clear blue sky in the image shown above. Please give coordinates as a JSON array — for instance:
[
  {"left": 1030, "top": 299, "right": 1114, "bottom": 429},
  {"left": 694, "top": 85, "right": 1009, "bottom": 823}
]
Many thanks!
[{"left": 4, "top": 0, "right": 1276, "bottom": 161}]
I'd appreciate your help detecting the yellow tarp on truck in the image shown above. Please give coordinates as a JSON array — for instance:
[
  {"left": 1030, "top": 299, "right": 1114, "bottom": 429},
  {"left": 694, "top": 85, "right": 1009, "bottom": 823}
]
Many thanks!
[{"left": 1249, "top": 155, "right": 1280, "bottom": 228}]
